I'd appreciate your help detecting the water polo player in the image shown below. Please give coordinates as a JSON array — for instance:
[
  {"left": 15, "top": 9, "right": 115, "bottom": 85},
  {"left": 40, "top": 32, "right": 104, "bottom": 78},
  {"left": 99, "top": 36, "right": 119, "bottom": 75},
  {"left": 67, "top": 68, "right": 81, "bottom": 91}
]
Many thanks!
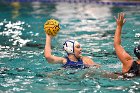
[
  {"left": 44, "top": 19, "right": 100, "bottom": 69},
  {"left": 114, "top": 12, "right": 140, "bottom": 77}
]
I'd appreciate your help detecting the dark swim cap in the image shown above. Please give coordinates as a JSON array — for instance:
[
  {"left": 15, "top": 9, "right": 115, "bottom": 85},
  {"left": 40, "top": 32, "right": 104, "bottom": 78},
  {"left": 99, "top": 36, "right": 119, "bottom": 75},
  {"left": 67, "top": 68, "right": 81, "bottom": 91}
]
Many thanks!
[{"left": 134, "top": 45, "right": 140, "bottom": 59}]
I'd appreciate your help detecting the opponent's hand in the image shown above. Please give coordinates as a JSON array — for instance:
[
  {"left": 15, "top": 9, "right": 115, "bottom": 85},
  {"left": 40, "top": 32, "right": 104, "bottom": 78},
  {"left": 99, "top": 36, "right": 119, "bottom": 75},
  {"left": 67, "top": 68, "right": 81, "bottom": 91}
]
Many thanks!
[{"left": 114, "top": 12, "right": 126, "bottom": 27}]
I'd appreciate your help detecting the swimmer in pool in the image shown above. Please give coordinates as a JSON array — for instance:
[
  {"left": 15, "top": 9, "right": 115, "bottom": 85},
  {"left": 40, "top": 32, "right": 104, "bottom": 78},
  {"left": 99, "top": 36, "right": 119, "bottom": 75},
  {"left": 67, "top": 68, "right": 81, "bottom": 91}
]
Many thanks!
[
  {"left": 44, "top": 34, "right": 100, "bottom": 69},
  {"left": 114, "top": 12, "right": 140, "bottom": 77}
]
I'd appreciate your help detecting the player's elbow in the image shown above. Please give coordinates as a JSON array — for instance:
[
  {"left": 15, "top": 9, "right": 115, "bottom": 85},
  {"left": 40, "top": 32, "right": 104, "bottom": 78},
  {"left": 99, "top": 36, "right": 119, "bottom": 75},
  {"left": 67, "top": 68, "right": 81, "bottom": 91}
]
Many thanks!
[
  {"left": 44, "top": 52, "right": 50, "bottom": 58},
  {"left": 44, "top": 53, "right": 52, "bottom": 63}
]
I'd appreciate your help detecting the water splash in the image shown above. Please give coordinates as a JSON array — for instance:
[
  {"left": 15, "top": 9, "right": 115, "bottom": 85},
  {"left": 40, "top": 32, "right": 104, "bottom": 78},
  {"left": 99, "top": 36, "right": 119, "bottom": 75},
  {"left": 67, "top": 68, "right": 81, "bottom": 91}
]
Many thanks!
[{"left": 0, "top": 19, "right": 31, "bottom": 47}]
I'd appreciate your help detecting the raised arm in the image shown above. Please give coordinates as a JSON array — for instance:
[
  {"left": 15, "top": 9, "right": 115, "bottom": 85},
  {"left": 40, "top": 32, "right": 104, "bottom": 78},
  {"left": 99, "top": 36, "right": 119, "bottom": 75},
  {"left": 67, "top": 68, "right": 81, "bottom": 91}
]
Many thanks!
[
  {"left": 114, "top": 13, "right": 133, "bottom": 72},
  {"left": 44, "top": 34, "right": 66, "bottom": 64}
]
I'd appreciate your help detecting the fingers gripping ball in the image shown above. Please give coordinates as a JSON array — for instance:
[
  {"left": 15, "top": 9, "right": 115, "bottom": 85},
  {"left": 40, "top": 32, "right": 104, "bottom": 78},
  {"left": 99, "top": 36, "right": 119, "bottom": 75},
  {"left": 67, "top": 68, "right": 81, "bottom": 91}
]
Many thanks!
[{"left": 44, "top": 19, "right": 60, "bottom": 36}]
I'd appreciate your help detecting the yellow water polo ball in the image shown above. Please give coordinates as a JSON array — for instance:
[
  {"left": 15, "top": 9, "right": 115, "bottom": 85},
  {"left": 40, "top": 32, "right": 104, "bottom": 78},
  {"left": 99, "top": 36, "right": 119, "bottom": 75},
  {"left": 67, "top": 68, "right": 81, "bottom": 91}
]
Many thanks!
[{"left": 44, "top": 19, "right": 60, "bottom": 36}]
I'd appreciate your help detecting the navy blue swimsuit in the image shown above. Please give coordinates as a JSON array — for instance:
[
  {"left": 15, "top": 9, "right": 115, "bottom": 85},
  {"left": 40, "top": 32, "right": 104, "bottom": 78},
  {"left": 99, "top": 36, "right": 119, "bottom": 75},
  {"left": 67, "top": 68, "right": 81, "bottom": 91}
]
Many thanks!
[{"left": 62, "top": 57, "right": 86, "bottom": 69}]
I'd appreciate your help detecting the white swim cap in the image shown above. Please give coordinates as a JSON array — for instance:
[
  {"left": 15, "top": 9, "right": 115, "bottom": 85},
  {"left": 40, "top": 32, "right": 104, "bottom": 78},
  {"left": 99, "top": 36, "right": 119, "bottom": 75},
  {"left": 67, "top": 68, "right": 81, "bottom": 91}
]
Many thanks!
[{"left": 63, "top": 40, "right": 79, "bottom": 54}]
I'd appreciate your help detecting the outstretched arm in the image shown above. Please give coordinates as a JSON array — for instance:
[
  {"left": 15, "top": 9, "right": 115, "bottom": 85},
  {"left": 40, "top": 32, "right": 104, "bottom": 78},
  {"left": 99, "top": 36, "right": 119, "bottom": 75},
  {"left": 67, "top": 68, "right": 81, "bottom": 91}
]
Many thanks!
[
  {"left": 82, "top": 56, "right": 100, "bottom": 68},
  {"left": 114, "top": 13, "right": 133, "bottom": 72},
  {"left": 44, "top": 34, "right": 66, "bottom": 64}
]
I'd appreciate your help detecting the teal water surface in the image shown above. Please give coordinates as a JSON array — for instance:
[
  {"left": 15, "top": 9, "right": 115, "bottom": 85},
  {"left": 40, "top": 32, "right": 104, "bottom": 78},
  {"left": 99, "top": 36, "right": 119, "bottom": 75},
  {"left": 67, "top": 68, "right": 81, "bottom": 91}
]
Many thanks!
[{"left": 0, "top": 1, "right": 140, "bottom": 93}]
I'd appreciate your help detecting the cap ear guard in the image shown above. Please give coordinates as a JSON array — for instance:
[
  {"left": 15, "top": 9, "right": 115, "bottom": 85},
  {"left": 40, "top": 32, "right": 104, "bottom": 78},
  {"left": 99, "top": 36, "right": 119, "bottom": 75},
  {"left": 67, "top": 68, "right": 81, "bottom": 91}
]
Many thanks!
[
  {"left": 63, "top": 40, "right": 75, "bottom": 54},
  {"left": 64, "top": 46, "right": 74, "bottom": 54}
]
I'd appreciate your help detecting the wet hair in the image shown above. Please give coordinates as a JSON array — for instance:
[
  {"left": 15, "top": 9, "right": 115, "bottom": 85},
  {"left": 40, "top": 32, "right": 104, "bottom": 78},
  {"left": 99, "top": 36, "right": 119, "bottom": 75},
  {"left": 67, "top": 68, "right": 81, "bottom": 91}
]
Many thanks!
[{"left": 134, "top": 45, "right": 140, "bottom": 59}]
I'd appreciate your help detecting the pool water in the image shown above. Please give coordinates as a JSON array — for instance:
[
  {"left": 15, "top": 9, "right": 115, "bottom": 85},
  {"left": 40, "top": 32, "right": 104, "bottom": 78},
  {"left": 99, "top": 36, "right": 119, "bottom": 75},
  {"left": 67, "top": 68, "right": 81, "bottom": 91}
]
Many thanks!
[{"left": 0, "top": 1, "right": 140, "bottom": 93}]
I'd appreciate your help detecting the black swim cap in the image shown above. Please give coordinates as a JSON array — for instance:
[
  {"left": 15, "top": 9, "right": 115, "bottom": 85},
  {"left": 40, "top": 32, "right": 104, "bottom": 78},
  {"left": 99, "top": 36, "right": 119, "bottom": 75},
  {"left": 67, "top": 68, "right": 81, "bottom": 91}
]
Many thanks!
[{"left": 134, "top": 45, "right": 140, "bottom": 59}]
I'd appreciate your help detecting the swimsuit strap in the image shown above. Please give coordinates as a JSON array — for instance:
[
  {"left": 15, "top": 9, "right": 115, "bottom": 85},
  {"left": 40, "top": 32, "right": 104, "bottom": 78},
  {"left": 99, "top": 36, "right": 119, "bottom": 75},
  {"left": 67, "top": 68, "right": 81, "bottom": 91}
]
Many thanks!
[
  {"left": 128, "top": 61, "right": 139, "bottom": 74},
  {"left": 122, "top": 61, "right": 140, "bottom": 78}
]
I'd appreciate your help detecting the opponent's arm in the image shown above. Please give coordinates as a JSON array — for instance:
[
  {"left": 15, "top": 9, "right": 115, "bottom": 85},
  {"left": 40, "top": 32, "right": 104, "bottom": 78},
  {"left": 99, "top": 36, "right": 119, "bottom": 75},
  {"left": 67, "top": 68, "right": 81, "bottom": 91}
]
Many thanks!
[{"left": 114, "top": 13, "right": 133, "bottom": 67}]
